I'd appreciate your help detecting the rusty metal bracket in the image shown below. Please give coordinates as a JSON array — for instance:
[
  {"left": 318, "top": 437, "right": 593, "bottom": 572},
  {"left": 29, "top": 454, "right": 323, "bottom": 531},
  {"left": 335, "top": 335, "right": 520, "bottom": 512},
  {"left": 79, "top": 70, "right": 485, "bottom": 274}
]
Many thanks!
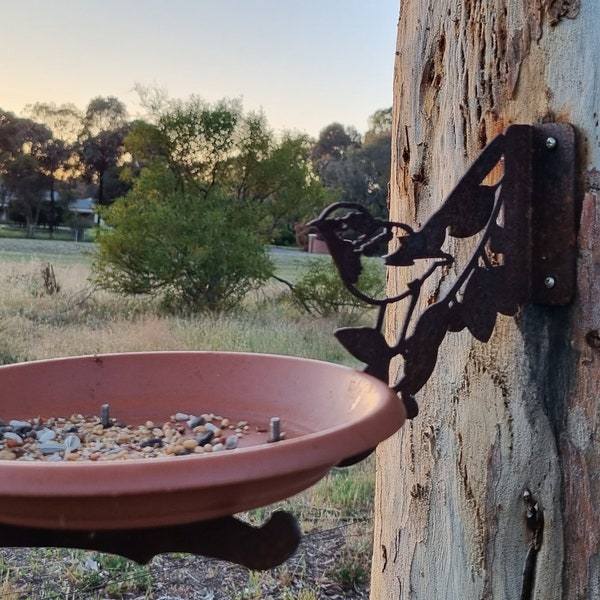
[
  {"left": 0, "top": 511, "right": 301, "bottom": 570},
  {"left": 309, "top": 123, "right": 576, "bottom": 419}
]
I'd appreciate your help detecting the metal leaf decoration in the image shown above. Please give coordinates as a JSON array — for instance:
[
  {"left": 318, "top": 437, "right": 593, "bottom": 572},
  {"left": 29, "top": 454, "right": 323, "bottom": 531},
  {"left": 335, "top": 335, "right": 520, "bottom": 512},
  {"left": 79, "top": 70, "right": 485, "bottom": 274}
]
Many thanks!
[{"left": 308, "top": 128, "right": 533, "bottom": 419}]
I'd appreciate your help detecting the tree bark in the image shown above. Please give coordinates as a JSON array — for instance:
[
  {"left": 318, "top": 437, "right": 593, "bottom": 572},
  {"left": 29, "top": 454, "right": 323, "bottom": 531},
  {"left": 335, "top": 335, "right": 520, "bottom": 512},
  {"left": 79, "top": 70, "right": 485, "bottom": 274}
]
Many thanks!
[{"left": 372, "top": 1, "right": 599, "bottom": 598}]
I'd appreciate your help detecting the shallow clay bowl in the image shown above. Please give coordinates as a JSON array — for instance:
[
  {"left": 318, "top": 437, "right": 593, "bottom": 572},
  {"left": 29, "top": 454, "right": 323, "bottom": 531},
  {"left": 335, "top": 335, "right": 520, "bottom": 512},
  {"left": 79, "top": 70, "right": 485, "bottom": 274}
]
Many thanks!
[{"left": 0, "top": 352, "right": 405, "bottom": 530}]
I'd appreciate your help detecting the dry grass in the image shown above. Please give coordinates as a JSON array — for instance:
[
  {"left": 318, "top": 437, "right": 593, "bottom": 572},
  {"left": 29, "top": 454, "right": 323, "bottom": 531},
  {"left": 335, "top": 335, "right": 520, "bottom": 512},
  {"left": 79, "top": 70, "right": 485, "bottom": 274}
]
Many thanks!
[
  {"left": 0, "top": 259, "right": 356, "bottom": 366},
  {"left": 0, "top": 246, "right": 375, "bottom": 599}
]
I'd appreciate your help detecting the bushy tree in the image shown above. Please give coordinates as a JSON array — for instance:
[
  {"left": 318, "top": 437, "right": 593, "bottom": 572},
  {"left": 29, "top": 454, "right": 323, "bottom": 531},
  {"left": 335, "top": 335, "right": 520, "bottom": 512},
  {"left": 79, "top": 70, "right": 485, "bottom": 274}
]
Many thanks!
[
  {"left": 93, "top": 165, "right": 272, "bottom": 313},
  {"left": 77, "top": 96, "right": 130, "bottom": 206},
  {"left": 311, "top": 122, "right": 360, "bottom": 164},
  {"left": 95, "top": 94, "right": 331, "bottom": 313},
  {"left": 126, "top": 96, "right": 325, "bottom": 241},
  {"left": 0, "top": 110, "right": 58, "bottom": 235},
  {"left": 229, "top": 127, "right": 327, "bottom": 241},
  {"left": 312, "top": 112, "right": 391, "bottom": 218}
]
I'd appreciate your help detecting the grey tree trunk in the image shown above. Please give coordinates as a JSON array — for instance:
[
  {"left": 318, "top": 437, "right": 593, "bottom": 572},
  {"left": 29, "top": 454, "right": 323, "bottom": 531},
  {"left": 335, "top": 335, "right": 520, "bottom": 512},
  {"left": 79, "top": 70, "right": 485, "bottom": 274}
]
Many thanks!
[{"left": 372, "top": 1, "right": 600, "bottom": 598}]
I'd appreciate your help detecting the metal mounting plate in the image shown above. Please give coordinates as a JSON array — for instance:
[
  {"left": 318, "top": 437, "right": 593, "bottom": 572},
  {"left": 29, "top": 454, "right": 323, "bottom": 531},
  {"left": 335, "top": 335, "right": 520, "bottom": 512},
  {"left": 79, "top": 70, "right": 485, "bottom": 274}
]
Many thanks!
[{"left": 530, "top": 123, "right": 576, "bottom": 305}]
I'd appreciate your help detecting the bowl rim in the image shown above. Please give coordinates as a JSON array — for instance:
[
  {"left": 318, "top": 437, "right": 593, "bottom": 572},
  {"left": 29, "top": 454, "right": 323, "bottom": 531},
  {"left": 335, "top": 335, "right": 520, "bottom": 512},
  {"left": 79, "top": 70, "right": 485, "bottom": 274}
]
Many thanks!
[{"left": 0, "top": 351, "right": 406, "bottom": 498}]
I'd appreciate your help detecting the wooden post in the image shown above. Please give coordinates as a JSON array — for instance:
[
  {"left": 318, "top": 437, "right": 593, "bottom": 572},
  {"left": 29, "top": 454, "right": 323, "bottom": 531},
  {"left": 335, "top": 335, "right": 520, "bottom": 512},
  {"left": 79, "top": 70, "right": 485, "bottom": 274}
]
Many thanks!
[{"left": 372, "top": 2, "right": 600, "bottom": 598}]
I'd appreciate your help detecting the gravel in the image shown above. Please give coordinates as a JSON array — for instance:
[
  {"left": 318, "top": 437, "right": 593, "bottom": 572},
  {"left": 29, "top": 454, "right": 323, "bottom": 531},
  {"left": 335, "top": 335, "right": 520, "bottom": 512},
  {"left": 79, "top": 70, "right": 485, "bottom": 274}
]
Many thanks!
[{"left": 0, "top": 411, "right": 262, "bottom": 462}]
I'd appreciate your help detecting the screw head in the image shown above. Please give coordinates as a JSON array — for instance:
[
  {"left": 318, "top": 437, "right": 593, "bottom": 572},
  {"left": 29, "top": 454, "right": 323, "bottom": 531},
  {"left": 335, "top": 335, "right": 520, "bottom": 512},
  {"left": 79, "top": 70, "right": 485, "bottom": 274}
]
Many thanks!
[
  {"left": 545, "top": 137, "right": 557, "bottom": 150},
  {"left": 544, "top": 276, "right": 556, "bottom": 289}
]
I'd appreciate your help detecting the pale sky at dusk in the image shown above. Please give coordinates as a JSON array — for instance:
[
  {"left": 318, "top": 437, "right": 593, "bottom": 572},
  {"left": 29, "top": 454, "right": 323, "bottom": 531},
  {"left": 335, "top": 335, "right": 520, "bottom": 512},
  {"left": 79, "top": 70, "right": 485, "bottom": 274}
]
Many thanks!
[{"left": 1, "top": 1, "right": 399, "bottom": 137}]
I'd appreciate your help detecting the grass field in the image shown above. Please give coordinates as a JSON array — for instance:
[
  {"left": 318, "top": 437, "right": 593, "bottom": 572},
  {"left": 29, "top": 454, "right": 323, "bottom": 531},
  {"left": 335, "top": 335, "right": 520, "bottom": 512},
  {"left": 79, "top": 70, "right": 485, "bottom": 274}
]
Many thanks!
[{"left": 0, "top": 238, "right": 376, "bottom": 599}]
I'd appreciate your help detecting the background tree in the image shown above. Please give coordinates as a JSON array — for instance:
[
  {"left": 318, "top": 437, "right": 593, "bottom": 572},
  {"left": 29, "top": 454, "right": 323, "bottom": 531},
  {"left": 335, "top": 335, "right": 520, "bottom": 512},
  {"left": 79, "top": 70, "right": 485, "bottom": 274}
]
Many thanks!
[
  {"left": 24, "top": 102, "right": 87, "bottom": 232},
  {"left": 0, "top": 110, "right": 55, "bottom": 236},
  {"left": 311, "top": 122, "right": 360, "bottom": 165},
  {"left": 313, "top": 114, "right": 391, "bottom": 217},
  {"left": 228, "top": 122, "right": 326, "bottom": 243},
  {"left": 36, "top": 138, "right": 72, "bottom": 234},
  {"left": 127, "top": 95, "right": 325, "bottom": 242},
  {"left": 363, "top": 107, "right": 392, "bottom": 146},
  {"left": 24, "top": 102, "right": 82, "bottom": 144},
  {"left": 372, "top": 2, "right": 600, "bottom": 599},
  {"left": 78, "top": 96, "right": 130, "bottom": 206},
  {"left": 4, "top": 154, "right": 48, "bottom": 234},
  {"left": 95, "top": 95, "right": 322, "bottom": 312}
]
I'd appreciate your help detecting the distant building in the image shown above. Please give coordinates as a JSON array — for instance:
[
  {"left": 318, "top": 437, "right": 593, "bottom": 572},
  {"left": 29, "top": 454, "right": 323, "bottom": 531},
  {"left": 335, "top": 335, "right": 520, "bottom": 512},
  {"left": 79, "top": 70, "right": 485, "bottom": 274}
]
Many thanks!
[
  {"left": 68, "top": 197, "right": 98, "bottom": 227},
  {"left": 0, "top": 189, "right": 100, "bottom": 228}
]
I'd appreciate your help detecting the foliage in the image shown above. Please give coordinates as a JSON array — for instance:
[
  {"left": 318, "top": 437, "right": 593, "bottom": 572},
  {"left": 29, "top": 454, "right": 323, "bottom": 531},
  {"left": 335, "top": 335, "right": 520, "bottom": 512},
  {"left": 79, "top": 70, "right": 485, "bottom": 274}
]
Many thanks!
[
  {"left": 93, "top": 166, "right": 273, "bottom": 313},
  {"left": 93, "top": 93, "right": 329, "bottom": 313},
  {"left": 311, "top": 122, "right": 360, "bottom": 163},
  {"left": 77, "top": 96, "right": 131, "bottom": 206},
  {"left": 24, "top": 102, "right": 83, "bottom": 144},
  {"left": 330, "top": 544, "right": 371, "bottom": 591},
  {"left": 311, "top": 113, "right": 391, "bottom": 218},
  {"left": 126, "top": 95, "right": 326, "bottom": 242},
  {"left": 0, "top": 110, "right": 55, "bottom": 235},
  {"left": 364, "top": 107, "right": 392, "bottom": 145},
  {"left": 291, "top": 258, "right": 384, "bottom": 321}
]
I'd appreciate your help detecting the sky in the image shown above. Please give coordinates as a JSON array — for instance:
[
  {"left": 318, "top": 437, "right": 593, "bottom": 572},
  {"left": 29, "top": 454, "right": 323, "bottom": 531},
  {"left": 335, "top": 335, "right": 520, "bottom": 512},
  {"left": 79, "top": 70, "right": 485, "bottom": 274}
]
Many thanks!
[{"left": 0, "top": 1, "right": 399, "bottom": 138}]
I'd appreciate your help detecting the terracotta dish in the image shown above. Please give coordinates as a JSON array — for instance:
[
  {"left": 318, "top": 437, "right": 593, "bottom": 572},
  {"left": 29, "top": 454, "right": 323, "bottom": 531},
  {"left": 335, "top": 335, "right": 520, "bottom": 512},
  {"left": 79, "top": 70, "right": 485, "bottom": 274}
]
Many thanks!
[{"left": 0, "top": 352, "right": 405, "bottom": 529}]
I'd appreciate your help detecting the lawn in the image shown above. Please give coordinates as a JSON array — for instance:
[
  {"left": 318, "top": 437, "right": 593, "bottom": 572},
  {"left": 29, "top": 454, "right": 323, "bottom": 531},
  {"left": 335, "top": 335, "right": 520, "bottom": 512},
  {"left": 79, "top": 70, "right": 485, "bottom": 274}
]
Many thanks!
[{"left": 0, "top": 235, "right": 95, "bottom": 265}]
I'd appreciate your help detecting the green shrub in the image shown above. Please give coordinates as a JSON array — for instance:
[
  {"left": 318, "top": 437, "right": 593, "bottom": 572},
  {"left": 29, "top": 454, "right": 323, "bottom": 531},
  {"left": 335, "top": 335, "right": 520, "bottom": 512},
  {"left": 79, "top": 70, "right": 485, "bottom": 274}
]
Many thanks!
[
  {"left": 290, "top": 258, "right": 384, "bottom": 322},
  {"left": 92, "top": 166, "right": 273, "bottom": 314}
]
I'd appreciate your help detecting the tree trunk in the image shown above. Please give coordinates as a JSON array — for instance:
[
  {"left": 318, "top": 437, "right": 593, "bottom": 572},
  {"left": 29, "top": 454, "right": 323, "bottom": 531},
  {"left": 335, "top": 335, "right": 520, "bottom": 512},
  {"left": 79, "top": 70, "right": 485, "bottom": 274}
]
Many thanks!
[{"left": 372, "top": 1, "right": 600, "bottom": 598}]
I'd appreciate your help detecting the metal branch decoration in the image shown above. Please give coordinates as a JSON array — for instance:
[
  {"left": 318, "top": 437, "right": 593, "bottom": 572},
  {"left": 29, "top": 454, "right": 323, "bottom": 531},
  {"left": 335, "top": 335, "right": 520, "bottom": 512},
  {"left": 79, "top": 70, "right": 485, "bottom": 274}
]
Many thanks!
[{"left": 309, "top": 123, "right": 576, "bottom": 419}]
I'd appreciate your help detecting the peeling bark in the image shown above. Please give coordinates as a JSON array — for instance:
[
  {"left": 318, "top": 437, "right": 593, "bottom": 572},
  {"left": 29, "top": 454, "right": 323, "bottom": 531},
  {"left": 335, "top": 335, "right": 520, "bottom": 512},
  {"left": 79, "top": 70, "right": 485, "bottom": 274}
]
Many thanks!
[{"left": 373, "top": 1, "right": 600, "bottom": 598}]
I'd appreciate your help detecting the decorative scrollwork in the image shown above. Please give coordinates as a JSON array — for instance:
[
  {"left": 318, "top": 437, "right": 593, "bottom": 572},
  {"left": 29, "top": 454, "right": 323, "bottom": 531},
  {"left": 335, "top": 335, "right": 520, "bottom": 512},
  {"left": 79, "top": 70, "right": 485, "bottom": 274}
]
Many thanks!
[{"left": 309, "top": 124, "right": 575, "bottom": 419}]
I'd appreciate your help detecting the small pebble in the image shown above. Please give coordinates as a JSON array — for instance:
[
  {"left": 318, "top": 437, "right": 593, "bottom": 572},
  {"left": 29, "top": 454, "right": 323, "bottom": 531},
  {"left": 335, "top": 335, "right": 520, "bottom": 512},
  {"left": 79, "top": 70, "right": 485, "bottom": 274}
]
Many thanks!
[
  {"left": 196, "top": 430, "right": 215, "bottom": 446},
  {"left": 64, "top": 434, "right": 81, "bottom": 452},
  {"left": 140, "top": 438, "right": 164, "bottom": 449},
  {"left": 225, "top": 435, "right": 238, "bottom": 450},
  {"left": 172, "top": 444, "right": 186, "bottom": 455},
  {"left": 188, "top": 415, "right": 205, "bottom": 429},
  {"left": 183, "top": 438, "right": 198, "bottom": 450},
  {"left": 38, "top": 429, "right": 57, "bottom": 442},
  {"left": 0, "top": 449, "right": 16, "bottom": 460},
  {"left": 40, "top": 441, "right": 66, "bottom": 455},
  {"left": 4, "top": 432, "right": 23, "bottom": 445}
]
